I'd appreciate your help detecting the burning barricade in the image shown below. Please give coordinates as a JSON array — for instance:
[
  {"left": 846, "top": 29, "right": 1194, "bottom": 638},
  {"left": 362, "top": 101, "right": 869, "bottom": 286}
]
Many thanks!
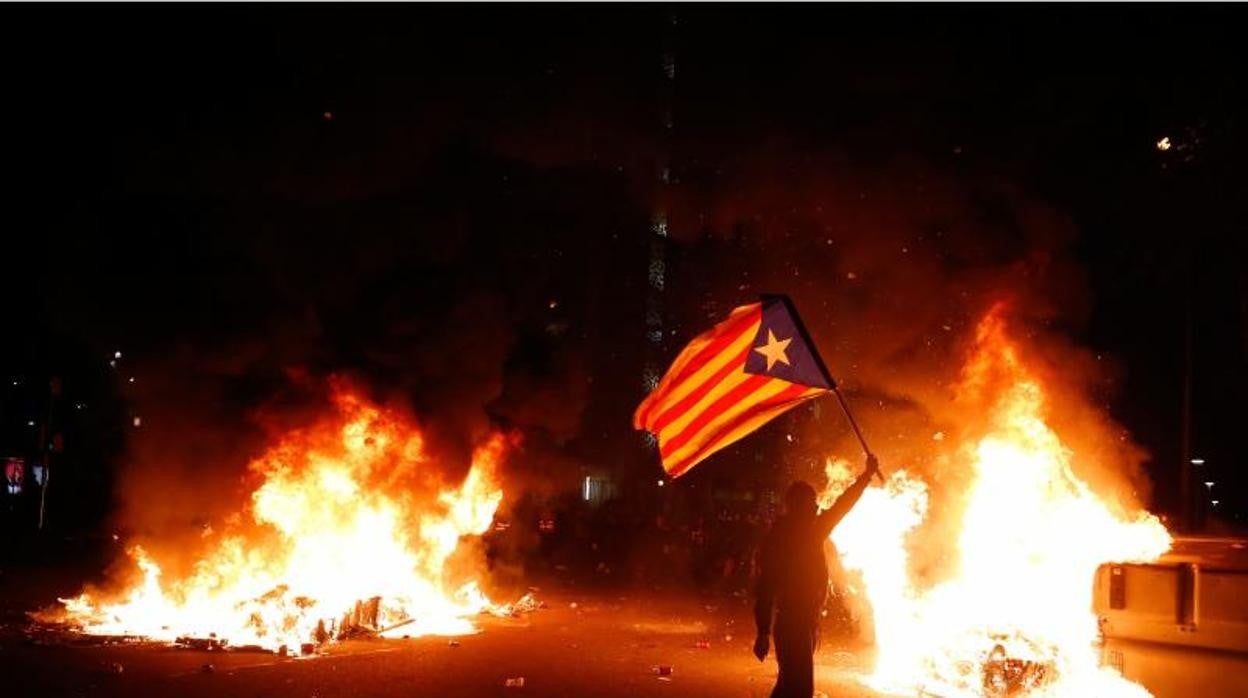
[
  {"left": 42, "top": 386, "right": 528, "bottom": 653},
  {"left": 820, "top": 307, "right": 1171, "bottom": 697}
]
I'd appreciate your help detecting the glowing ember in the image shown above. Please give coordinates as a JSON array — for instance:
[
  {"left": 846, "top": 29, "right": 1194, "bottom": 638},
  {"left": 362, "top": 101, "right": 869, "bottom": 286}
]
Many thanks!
[
  {"left": 821, "top": 307, "right": 1171, "bottom": 697},
  {"left": 55, "top": 386, "right": 513, "bottom": 651}
]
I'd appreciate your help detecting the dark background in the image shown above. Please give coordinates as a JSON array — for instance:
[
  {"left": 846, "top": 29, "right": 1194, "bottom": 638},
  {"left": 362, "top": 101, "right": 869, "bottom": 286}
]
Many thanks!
[{"left": 1, "top": 5, "right": 1245, "bottom": 543}]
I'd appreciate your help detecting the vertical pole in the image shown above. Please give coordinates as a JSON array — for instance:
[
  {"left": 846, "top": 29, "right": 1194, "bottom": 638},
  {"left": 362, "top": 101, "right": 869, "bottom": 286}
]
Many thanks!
[
  {"left": 1178, "top": 303, "right": 1188, "bottom": 531},
  {"left": 37, "top": 464, "right": 50, "bottom": 530},
  {"left": 38, "top": 377, "right": 55, "bottom": 530}
]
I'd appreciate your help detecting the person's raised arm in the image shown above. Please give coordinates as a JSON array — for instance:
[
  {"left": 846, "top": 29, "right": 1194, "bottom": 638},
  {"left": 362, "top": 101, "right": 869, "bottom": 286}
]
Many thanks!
[{"left": 816, "top": 454, "right": 880, "bottom": 539}]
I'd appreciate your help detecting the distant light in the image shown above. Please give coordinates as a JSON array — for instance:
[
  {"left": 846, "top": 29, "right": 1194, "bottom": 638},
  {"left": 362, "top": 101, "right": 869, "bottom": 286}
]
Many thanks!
[
  {"left": 128, "top": 377, "right": 135, "bottom": 384},
  {"left": 785, "top": 433, "right": 794, "bottom": 443},
  {"left": 323, "top": 111, "right": 334, "bottom": 121},
  {"left": 657, "top": 479, "right": 665, "bottom": 488},
  {"left": 1212, "top": 500, "right": 1221, "bottom": 507},
  {"left": 10, "top": 380, "right": 17, "bottom": 386},
  {"left": 548, "top": 300, "right": 558, "bottom": 310},
  {"left": 27, "top": 420, "right": 35, "bottom": 427},
  {"left": 1204, "top": 481, "right": 1215, "bottom": 490},
  {"left": 114, "top": 351, "right": 122, "bottom": 359},
  {"left": 109, "top": 360, "right": 117, "bottom": 368},
  {"left": 1191, "top": 458, "right": 1206, "bottom": 465},
  {"left": 1156, "top": 137, "right": 1172, "bottom": 152},
  {"left": 133, "top": 416, "right": 142, "bottom": 427}
]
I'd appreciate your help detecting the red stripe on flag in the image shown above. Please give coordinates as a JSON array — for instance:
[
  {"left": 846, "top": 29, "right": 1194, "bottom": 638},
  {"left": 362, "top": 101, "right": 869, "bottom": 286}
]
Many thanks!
[
  {"left": 666, "top": 307, "right": 760, "bottom": 388},
  {"left": 664, "top": 383, "right": 814, "bottom": 477},
  {"left": 635, "top": 307, "right": 761, "bottom": 427},
  {"left": 659, "top": 373, "right": 772, "bottom": 459},
  {"left": 650, "top": 346, "right": 751, "bottom": 433}
]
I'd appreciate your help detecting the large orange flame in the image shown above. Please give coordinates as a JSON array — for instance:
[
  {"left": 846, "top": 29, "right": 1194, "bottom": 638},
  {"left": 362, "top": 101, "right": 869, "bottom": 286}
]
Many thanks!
[
  {"left": 58, "top": 387, "right": 511, "bottom": 651},
  {"left": 821, "top": 307, "right": 1171, "bottom": 696}
]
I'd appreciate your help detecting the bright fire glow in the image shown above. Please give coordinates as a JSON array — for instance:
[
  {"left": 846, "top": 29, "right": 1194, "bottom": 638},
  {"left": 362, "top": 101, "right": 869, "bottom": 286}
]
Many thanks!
[
  {"left": 821, "top": 307, "right": 1171, "bottom": 696},
  {"left": 56, "top": 387, "right": 512, "bottom": 651}
]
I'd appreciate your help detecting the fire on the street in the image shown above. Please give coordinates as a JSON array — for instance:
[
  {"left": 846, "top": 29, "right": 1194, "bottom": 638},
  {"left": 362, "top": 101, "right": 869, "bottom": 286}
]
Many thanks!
[
  {"left": 53, "top": 386, "right": 518, "bottom": 652},
  {"left": 45, "top": 308, "right": 1174, "bottom": 696},
  {"left": 822, "top": 306, "right": 1172, "bottom": 696}
]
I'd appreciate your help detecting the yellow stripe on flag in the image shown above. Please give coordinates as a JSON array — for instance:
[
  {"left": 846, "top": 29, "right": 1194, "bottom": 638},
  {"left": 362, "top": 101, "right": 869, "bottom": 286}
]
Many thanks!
[
  {"left": 659, "top": 376, "right": 797, "bottom": 468},
  {"left": 665, "top": 387, "right": 823, "bottom": 476}
]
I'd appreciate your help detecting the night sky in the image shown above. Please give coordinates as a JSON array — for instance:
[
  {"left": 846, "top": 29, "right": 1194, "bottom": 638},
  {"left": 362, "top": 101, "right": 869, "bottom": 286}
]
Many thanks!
[{"left": 2, "top": 5, "right": 1245, "bottom": 533}]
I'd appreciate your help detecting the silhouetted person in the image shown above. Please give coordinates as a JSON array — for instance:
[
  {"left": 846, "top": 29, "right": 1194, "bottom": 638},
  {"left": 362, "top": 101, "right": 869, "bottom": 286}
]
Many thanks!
[{"left": 753, "top": 455, "right": 879, "bottom": 698}]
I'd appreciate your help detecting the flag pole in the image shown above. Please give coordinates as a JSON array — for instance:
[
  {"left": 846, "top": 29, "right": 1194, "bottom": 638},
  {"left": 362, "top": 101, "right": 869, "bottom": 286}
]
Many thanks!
[
  {"left": 829, "top": 386, "right": 884, "bottom": 482},
  {"left": 766, "top": 294, "right": 884, "bottom": 483}
]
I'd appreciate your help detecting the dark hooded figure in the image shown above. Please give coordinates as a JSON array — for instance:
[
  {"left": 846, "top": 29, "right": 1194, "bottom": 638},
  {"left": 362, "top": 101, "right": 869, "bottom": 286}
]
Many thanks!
[{"left": 753, "top": 455, "right": 879, "bottom": 698}]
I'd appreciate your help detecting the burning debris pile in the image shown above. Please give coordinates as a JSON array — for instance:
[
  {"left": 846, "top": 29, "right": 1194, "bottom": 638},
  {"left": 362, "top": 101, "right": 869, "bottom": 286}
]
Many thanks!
[
  {"left": 48, "top": 386, "right": 520, "bottom": 652},
  {"left": 821, "top": 307, "right": 1171, "bottom": 697}
]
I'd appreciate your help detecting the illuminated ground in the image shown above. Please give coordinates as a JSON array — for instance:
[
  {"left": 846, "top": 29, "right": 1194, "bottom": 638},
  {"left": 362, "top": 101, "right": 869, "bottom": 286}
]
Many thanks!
[{"left": 2, "top": 591, "right": 881, "bottom": 698}]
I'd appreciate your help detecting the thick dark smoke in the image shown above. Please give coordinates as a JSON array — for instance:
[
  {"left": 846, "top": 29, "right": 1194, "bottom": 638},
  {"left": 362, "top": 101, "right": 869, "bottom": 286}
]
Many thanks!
[
  {"left": 663, "top": 137, "right": 1154, "bottom": 503},
  {"left": 96, "top": 177, "right": 625, "bottom": 561}
]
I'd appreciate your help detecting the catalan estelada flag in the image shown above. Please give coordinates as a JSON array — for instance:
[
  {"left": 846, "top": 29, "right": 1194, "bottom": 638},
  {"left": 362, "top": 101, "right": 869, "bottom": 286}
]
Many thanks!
[{"left": 634, "top": 295, "right": 835, "bottom": 478}]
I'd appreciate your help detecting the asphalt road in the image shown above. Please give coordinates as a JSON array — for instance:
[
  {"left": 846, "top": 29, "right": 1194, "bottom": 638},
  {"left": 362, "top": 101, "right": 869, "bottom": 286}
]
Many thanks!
[{"left": 1, "top": 591, "right": 881, "bottom": 698}]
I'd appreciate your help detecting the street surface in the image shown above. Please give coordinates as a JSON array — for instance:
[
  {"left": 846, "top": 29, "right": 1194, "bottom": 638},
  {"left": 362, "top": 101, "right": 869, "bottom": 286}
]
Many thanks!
[{"left": 2, "top": 590, "right": 881, "bottom": 698}]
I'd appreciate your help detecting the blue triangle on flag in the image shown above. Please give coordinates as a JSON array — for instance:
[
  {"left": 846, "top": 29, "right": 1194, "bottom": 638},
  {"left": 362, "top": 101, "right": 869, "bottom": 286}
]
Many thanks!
[{"left": 743, "top": 295, "right": 836, "bottom": 390}]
